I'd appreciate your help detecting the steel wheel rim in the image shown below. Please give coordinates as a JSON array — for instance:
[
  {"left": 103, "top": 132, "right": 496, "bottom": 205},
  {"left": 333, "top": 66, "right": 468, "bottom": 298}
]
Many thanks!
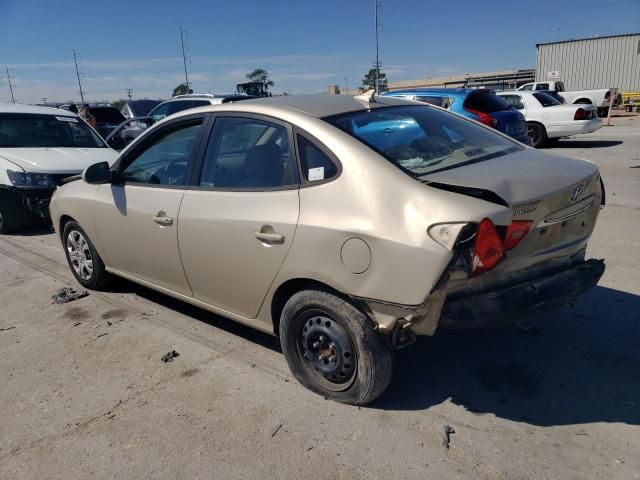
[
  {"left": 66, "top": 230, "right": 93, "bottom": 281},
  {"left": 528, "top": 126, "right": 540, "bottom": 145},
  {"left": 295, "top": 309, "right": 357, "bottom": 392}
]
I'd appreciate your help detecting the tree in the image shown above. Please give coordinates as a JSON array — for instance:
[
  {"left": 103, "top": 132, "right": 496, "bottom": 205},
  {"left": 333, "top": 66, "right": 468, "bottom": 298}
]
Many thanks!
[
  {"left": 172, "top": 83, "right": 193, "bottom": 97},
  {"left": 361, "top": 68, "right": 388, "bottom": 92},
  {"left": 245, "top": 68, "right": 275, "bottom": 92}
]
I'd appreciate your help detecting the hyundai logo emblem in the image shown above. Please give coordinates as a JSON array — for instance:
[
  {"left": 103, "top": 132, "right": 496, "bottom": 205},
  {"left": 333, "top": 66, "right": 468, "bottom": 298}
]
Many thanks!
[{"left": 571, "top": 185, "right": 585, "bottom": 201}]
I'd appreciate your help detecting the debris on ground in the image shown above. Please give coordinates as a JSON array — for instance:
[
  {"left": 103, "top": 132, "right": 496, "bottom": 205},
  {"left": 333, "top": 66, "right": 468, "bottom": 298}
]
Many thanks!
[
  {"left": 107, "top": 321, "right": 112, "bottom": 326},
  {"left": 51, "top": 287, "right": 88, "bottom": 304},
  {"left": 72, "top": 322, "right": 81, "bottom": 327},
  {"left": 0, "top": 326, "right": 16, "bottom": 332},
  {"left": 161, "top": 350, "right": 180, "bottom": 363},
  {"left": 97, "top": 332, "right": 109, "bottom": 338},
  {"left": 442, "top": 425, "right": 456, "bottom": 449},
  {"left": 271, "top": 424, "right": 283, "bottom": 437}
]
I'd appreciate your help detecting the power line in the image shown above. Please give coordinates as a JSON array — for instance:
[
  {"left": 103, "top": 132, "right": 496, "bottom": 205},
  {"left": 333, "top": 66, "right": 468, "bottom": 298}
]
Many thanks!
[
  {"left": 180, "top": 26, "right": 192, "bottom": 93},
  {"left": 5, "top": 66, "right": 16, "bottom": 103},
  {"left": 73, "top": 49, "right": 86, "bottom": 103}
]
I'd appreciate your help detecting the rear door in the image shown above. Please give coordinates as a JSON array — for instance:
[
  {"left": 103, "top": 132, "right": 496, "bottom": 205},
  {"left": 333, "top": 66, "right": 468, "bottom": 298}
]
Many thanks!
[{"left": 178, "top": 114, "right": 300, "bottom": 318}]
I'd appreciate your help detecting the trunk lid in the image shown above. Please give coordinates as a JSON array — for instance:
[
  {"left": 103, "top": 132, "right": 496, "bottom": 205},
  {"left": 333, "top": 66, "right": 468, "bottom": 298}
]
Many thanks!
[{"left": 421, "top": 148, "right": 601, "bottom": 266}]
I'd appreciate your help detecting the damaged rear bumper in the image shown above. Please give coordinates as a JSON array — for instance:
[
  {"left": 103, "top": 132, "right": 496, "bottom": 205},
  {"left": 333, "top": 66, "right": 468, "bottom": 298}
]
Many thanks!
[{"left": 439, "top": 258, "right": 605, "bottom": 329}]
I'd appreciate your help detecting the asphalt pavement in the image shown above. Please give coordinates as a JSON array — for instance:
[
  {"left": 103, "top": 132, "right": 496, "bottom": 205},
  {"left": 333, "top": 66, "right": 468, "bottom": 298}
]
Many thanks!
[{"left": 0, "top": 114, "right": 638, "bottom": 479}]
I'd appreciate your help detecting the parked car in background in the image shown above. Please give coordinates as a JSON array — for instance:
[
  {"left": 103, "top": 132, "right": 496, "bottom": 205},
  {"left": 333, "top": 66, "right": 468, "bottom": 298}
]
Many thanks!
[
  {"left": 0, "top": 103, "right": 118, "bottom": 232},
  {"left": 516, "top": 81, "right": 617, "bottom": 117},
  {"left": 121, "top": 99, "right": 163, "bottom": 119},
  {"left": 51, "top": 93, "right": 604, "bottom": 405},
  {"left": 89, "top": 106, "right": 126, "bottom": 138},
  {"left": 383, "top": 88, "right": 530, "bottom": 145},
  {"left": 498, "top": 91, "right": 602, "bottom": 147},
  {"left": 148, "top": 93, "right": 257, "bottom": 122}
]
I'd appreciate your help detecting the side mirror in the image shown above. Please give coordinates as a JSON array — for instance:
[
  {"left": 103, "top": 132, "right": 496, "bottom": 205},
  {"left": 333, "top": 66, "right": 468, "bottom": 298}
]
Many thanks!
[{"left": 82, "top": 162, "right": 111, "bottom": 184}]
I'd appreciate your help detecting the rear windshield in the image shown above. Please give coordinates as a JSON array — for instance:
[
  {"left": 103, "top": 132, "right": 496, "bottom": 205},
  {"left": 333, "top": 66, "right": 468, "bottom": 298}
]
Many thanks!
[
  {"left": 325, "top": 105, "right": 521, "bottom": 177},
  {"left": 533, "top": 92, "right": 562, "bottom": 107},
  {"left": 463, "top": 92, "right": 510, "bottom": 113},
  {"left": 0, "top": 113, "right": 106, "bottom": 148},
  {"left": 129, "top": 100, "right": 162, "bottom": 116}
]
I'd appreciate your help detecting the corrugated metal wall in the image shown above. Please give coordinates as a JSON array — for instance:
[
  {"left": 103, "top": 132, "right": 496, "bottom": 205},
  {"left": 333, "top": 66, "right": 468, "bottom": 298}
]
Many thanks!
[{"left": 536, "top": 34, "right": 640, "bottom": 92}]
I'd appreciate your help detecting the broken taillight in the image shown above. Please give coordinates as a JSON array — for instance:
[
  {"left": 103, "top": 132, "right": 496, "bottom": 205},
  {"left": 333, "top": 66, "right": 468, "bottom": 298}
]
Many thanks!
[
  {"left": 504, "top": 220, "right": 533, "bottom": 250},
  {"left": 471, "top": 218, "right": 504, "bottom": 276}
]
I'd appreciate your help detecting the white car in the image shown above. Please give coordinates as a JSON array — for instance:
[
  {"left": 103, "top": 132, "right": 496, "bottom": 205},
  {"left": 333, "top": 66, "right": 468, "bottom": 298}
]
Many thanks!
[
  {"left": 497, "top": 91, "right": 602, "bottom": 148},
  {"left": 0, "top": 103, "right": 118, "bottom": 233},
  {"left": 516, "top": 81, "right": 617, "bottom": 117}
]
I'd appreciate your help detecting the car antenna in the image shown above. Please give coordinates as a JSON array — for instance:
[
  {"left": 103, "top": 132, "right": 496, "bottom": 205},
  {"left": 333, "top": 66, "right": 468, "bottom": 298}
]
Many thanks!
[{"left": 353, "top": 89, "right": 377, "bottom": 105}]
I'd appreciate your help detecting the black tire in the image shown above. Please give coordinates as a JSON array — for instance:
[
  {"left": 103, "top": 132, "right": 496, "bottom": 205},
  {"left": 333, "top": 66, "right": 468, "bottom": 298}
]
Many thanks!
[
  {"left": 527, "top": 123, "right": 548, "bottom": 148},
  {"left": 0, "top": 190, "right": 31, "bottom": 234},
  {"left": 279, "top": 289, "right": 394, "bottom": 405},
  {"left": 62, "top": 221, "right": 111, "bottom": 289}
]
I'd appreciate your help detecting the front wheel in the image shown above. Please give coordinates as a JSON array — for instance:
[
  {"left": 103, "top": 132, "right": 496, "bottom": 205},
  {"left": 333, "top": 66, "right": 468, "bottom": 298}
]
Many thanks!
[
  {"left": 62, "top": 221, "right": 111, "bottom": 289},
  {"left": 527, "top": 123, "right": 548, "bottom": 148},
  {"left": 279, "top": 289, "right": 394, "bottom": 405}
]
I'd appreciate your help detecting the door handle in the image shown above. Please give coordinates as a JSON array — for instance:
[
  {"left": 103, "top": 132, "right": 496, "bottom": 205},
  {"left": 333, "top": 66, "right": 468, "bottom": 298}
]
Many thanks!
[
  {"left": 254, "top": 230, "right": 285, "bottom": 244},
  {"left": 153, "top": 212, "right": 174, "bottom": 226}
]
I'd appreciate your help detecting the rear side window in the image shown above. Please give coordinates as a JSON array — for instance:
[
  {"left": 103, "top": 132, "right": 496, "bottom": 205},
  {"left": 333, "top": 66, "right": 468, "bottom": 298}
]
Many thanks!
[
  {"left": 520, "top": 84, "right": 533, "bottom": 91},
  {"left": 534, "top": 83, "right": 550, "bottom": 90},
  {"left": 501, "top": 95, "right": 525, "bottom": 110},
  {"left": 532, "top": 92, "right": 561, "bottom": 107},
  {"left": 199, "top": 117, "right": 296, "bottom": 189},
  {"left": 416, "top": 96, "right": 455, "bottom": 108},
  {"left": 463, "top": 92, "right": 510, "bottom": 113},
  {"left": 297, "top": 135, "right": 338, "bottom": 182}
]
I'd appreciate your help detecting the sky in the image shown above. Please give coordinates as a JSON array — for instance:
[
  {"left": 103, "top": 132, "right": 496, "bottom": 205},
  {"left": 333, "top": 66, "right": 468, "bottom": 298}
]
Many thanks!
[{"left": 1, "top": 0, "right": 639, "bottom": 103}]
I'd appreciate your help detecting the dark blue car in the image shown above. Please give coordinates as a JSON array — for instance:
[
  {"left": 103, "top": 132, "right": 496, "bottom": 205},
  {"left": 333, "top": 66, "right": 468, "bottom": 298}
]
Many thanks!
[{"left": 382, "top": 88, "right": 531, "bottom": 145}]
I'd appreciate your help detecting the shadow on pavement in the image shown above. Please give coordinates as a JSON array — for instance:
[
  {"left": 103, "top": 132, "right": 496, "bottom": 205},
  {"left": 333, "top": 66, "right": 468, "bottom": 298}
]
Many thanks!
[
  {"left": 373, "top": 285, "right": 640, "bottom": 427},
  {"left": 550, "top": 140, "right": 623, "bottom": 149},
  {"left": 105, "top": 276, "right": 282, "bottom": 353}
]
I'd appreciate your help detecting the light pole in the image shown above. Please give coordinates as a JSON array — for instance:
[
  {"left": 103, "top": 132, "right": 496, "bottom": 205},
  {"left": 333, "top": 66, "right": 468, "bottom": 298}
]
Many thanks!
[{"left": 344, "top": 77, "right": 349, "bottom": 95}]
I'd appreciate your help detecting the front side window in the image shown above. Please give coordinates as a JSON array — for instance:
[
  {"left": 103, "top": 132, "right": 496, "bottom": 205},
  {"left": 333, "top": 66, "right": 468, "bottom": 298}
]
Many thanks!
[
  {"left": 199, "top": 117, "right": 295, "bottom": 189},
  {"left": 0, "top": 113, "right": 106, "bottom": 148},
  {"left": 326, "top": 105, "right": 521, "bottom": 177},
  {"left": 520, "top": 84, "right": 533, "bottom": 91},
  {"left": 534, "top": 83, "right": 550, "bottom": 90},
  {"left": 297, "top": 135, "right": 338, "bottom": 182},
  {"left": 121, "top": 121, "right": 202, "bottom": 186}
]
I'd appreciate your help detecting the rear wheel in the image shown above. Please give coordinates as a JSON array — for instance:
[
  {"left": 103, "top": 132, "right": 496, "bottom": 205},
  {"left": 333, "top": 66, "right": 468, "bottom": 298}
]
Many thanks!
[
  {"left": 279, "top": 289, "right": 394, "bottom": 405},
  {"left": 62, "top": 221, "right": 110, "bottom": 289},
  {"left": 527, "top": 123, "right": 548, "bottom": 148}
]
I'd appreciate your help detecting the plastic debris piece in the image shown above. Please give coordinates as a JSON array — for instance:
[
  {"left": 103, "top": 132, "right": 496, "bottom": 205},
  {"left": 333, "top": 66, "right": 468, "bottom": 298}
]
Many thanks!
[
  {"left": 0, "top": 326, "right": 16, "bottom": 332},
  {"left": 271, "top": 424, "right": 283, "bottom": 437},
  {"left": 442, "top": 425, "right": 455, "bottom": 449},
  {"left": 52, "top": 287, "right": 88, "bottom": 304},
  {"left": 161, "top": 350, "right": 180, "bottom": 363},
  {"left": 97, "top": 332, "right": 108, "bottom": 338}
]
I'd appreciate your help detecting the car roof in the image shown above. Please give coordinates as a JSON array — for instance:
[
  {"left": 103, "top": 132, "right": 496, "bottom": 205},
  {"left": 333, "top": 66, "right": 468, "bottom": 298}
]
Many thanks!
[
  {"left": 0, "top": 103, "right": 79, "bottom": 116},
  {"left": 231, "top": 94, "right": 417, "bottom": 118}
]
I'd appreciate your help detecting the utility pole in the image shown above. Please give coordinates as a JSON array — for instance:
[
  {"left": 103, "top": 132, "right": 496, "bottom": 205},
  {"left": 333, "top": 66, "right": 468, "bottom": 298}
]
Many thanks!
[
  {"left": 180, "top": 26, "right": 191, "bottom": 93},
  {"left": 73, "top": 49, "right": 86, "bottom": 103},
  {"left": 126, "top": 88, "right": 133, "bottom": 102},
  {"left": 344, "top": 77, "right": 349, "bottom": 95},
  {"left": 41, "top": 97, "right": 47, "bottom": 105},
  {"left": 557, "top": 26, "right": 560, "bottom": 42},
  {"left": 374, "top": 0, "right": 382, "bottom": 94},
  {"left": 5, "top": 66, "right": 15, "bottom": 103}
]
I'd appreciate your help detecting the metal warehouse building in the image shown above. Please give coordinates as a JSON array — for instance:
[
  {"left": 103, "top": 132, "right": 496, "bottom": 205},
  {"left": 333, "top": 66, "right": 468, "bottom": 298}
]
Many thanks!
[{"left": 536, "top": 33, "right": 640, "bottom": 92}]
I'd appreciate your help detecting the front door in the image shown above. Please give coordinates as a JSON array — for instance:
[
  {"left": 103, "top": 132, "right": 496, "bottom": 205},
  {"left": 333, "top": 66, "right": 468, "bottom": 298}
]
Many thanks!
[
  {"left": 178, "top": 115, "right": 300, "bottom": 318},
  {"left": 94, "top": 117, "right": 205, "bottom": 296}
]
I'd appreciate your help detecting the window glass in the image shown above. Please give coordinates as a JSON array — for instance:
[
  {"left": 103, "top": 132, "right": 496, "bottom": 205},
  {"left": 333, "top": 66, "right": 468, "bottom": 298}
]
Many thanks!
[
  {"left": 532, "top": 92, "right": 562, "bottom": 107},
  {"left": 0, "top": 113, "right": 105, "bottom": 148},
  {"left": 297, "top": 135, "right": 338, "bottom": 182},
  {"left": 326, "top": 105, "right": 521, "bottom": 177},
  {"left": 520, "top": 84, "right": 533, "bottom": 91},
  {"left": 501, "top": 95, "right": 525, "bottom": 110},
  {"left": 534, "top": 83, "right": 550, "bottom": 90},
  {"left": 122, "top": 122, "right": 201, "bottom": 185},
  {"left": 199, "top": 117, "right": 295, "bottom": 189},
  {"left": 414, "top": 96, "right": 446, "bottom": 107},
  {"left": 463, "top": 92, "right": 510, "bottom": 113}
]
